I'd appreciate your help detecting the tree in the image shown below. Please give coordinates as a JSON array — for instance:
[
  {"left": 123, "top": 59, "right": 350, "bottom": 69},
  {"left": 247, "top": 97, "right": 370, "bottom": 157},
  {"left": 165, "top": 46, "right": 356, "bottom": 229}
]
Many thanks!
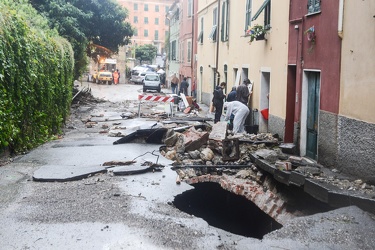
[
  {"left": 135, "top": 44, "right": 157, "bottom": 65},
  {"left": 29, "top": 0, "right": 134, "bottom": 79}
]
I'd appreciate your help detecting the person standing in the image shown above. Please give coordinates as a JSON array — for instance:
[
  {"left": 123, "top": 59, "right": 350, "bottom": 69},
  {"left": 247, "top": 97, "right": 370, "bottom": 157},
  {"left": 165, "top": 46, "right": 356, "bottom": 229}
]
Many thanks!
[
  {"left": 112, "top": 70, "right": 119, "bottom": 85},
  {"left": 236, "top": 78, "right": 251, "bottom": 105},
  {"left": 180, "top": 77, "right": 189, "bottom": 95},
  {"left": 117, "top": 69, "right": 120, "bottom": 84},
  {"left": 224, "top": 101, "right": 250, "bottom": 134},
  {"left": 212, "top": 82, "right": 226, "bottom": 123},
  {"left": 227, "top": 86, "right": 237, "bottom": 102},
  {"left": 191, "top": 78, "right": 197, "bottom": 98},
  {"left": 171, "top": 74, "right": 179, "bottom": 94}
]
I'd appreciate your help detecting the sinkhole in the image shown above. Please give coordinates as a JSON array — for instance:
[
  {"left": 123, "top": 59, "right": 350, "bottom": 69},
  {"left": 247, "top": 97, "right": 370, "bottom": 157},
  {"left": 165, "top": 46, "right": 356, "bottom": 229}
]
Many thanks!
[{"left": 173, "top": 182, "right": 283, "bottom": 239}]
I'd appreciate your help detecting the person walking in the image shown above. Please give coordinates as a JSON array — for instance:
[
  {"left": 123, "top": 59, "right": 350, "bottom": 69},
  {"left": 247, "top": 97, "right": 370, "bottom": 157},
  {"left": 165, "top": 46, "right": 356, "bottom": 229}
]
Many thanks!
[
  {"left": 212, "top": 82, "right": 226, "bottom": 123},
  {"left": 224, "top": 101, "right": 250, "bottom": 134},
  {"left": 171, "top": 74, "right": 179, "bottom": 94},
  {"left": 179, "top": 77, "right": 189, "bottom": 95}
]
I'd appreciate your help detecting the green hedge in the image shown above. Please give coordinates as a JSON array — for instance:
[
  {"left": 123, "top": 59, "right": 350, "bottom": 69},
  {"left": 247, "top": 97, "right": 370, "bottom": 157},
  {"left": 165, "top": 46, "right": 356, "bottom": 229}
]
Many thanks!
[{"left": 0, "top": 1, "right": 74, "bottom": 153}]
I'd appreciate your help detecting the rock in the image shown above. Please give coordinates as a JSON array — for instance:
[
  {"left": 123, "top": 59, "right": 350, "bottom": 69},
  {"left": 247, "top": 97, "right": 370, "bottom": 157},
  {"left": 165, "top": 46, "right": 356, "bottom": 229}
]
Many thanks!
[
  {"left": 188, "top": 150, "right": 201, "bottom": 159},
  {"left": 200, "top": 147, "right": 214, "bottom": 161},
  {"left": 235, "top": 169, "right": 252, "bottom": 179},
  {"left": 175, "top": 134, "right": 186, "bottom": 154},
  {"left": 354, "top": 179, "right": 363, "bottom": 185},
  {"left": 165, "top": 150, "right": 177, "bottom": 160},
  {"left": 183, "top": 127, "right": 209, "bottom": 152},
  {"left": 164, "top": 130, "right": 179, "bottom": 147}
]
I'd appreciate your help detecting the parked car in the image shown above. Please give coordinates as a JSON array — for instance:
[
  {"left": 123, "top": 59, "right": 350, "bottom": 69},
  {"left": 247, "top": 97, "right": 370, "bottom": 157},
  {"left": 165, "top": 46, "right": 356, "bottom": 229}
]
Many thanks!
[
  {"left": 97, "top": 71, "right": 113, "bottom": 85},
  {"left": 143, "top": 73, "right": 161, "bottom": 92},
  {"left": 131, "top": 65, "right": 156, "bottom": 84}
]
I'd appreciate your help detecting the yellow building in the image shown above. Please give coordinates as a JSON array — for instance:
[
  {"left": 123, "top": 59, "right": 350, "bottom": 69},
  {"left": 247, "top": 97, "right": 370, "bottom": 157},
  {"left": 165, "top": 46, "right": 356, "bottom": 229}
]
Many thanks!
[{"left": 197, "top": 0, "right": 289, "bottom": 135}]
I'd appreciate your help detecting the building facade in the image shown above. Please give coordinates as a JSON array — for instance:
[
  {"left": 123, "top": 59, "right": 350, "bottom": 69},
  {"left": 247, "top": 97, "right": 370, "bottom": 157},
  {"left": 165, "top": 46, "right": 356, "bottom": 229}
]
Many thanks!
[
  {"left": 337, "top": 0, "right": 375, "bottom": 180},
  {"left": 197, "top": 0, "right": 289, "bottom": 135}
]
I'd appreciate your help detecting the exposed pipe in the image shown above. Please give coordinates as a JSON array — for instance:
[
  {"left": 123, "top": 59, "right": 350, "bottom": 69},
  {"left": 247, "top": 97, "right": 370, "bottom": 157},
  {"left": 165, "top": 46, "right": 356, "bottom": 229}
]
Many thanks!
[
  {"left": 338, "top": 0, "right": 344, "bottom": 39},
  {"left": 215, "top": 0, "right": 221, "bottom": 85}
]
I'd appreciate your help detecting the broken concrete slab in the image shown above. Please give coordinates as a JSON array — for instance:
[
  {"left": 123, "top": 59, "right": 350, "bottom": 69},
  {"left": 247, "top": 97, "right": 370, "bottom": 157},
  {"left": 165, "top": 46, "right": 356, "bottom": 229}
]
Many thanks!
[
  {"left": 254, "top": 149, "right": 279, "bottom": 163},
  {"left": 109, "top": 164, "right": 164, "bottom": 176},
  {"left": 208, "top": 122, "right": 227, "bottom": 141},
  {"left": 33, "top": 164, "right": 106, "bottom": 182}
]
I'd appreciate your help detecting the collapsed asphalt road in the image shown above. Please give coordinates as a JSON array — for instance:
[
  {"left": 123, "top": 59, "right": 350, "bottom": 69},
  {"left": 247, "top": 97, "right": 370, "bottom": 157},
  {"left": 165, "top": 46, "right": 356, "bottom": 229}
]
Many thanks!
[{"left": 0, "top": 80, "right": 374, "bottom": 249}]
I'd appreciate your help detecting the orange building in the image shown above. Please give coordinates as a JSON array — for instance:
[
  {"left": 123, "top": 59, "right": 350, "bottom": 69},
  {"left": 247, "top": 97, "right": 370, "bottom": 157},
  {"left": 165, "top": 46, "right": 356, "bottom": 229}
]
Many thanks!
[{"left": 118, "top": 0, "right": 175, "bottom": 54}]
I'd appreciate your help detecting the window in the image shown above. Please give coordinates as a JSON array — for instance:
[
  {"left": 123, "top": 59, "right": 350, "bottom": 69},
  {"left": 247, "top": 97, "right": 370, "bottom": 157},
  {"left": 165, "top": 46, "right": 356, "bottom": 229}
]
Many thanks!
[
  {"left": 221, "top": 0, "right": 229, "bottom": 42},
  {"left": 188, "top": 0, "right": 193, "bottom": 17},
  {"left": 180, "top": 41, "right": 184, "bottom": 62},
  {"left": 264, "top": 0, "right": 271, "bottom": 29},
  {"left": 155, "top": 5, "right": 159, "bottom": 12},
  {"left": 251, "top": 0, "right": 271, "bottom": 28},
  {"left": 166, "top": 6, "right": 169, "bottom": 13},
  {"left": 134, "top": 3, "right": 138, "bottom": 11},
  {"left": 154, "top": 30, "right": 159, "bottom": 40},
  {"left": 213, "top": 7, "right": 217, "bottom": 26},
  {"left": 198, "top": 17, "right": 204, "bottom": 44},
  {"left": 308, "top": 0, "right": 321, "bottom": 14},
  {"left": 144, "top": 30, "right": 148, "bottom": 37},
  {"left": 155, "top": 18, "right": 159, "bottom": 25},
  {"left": 165, "top": 31, "right": 169, "bottom": 38},
  {"left": 144, "top": 17, "right": 148, "bottom": 24},
  {"left": 187, "top": 40, "right": 192, "bottom": 63},
  {"left": 134, "top": 29, "right": 138, "bottom": 36},
  {"left": 171, "top": 40, "right": 176, "bottom": 60},
  {"left": 245, "top": 0, "right": 252, "bottom": 31},
  {"left": 209, "top": 8, "right": 218, "bottom": 42},
  {"left": 209, "top": 25, "right": 217, "bottom": 41},
  {"left": 165, "top": 18, "right": 169, "bottom": 25},
  {"left": 134, "top": 16, "right": 138, "bottom": 24},
  {"left": 144, "top": 4, "right": 148, "bottom": 11}
]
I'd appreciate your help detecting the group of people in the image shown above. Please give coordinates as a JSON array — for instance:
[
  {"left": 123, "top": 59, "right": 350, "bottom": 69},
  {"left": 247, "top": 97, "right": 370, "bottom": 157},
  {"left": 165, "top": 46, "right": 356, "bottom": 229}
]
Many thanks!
[
  {"left": 170, "top": 74, "right": 197, "bottom": 98},
  {"left": 212, "top": 79, "right": 252, "bottom": 134}
]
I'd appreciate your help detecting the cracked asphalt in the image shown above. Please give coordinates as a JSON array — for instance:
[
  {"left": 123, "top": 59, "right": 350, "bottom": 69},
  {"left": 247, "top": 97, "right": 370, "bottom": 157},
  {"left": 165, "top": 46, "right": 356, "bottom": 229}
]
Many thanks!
[{"left": 0, "top": 80, "right": 374, "bottom": 250}]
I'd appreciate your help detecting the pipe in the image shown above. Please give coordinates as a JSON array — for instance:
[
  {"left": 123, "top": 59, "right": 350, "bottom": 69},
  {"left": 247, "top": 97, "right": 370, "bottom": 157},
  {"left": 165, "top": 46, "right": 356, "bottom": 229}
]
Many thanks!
[
  {"left": 338, "top": 0, "right": 344, "bottom": 39},
  {"left": 215, "top": 0, "right": 221, "bottom": 85}
]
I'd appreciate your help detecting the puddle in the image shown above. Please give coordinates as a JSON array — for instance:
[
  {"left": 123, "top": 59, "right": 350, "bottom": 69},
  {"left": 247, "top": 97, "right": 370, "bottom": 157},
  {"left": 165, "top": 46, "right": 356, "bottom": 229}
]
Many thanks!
[{"left": 173, "top": 182, "right": 282, "bottom": 239}]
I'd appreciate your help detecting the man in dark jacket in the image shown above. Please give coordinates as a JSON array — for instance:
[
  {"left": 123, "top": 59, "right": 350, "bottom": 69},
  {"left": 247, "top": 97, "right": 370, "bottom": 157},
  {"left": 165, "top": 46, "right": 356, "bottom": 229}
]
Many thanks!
[
  {"left": 212, "top": 82, "right": 226, "bottom": 123},
  {"left": 236, "top": 78, "right": 251, "bottom": 105},
  {"left": 179, "top": 77, "right": 189, "bottom": 95}
]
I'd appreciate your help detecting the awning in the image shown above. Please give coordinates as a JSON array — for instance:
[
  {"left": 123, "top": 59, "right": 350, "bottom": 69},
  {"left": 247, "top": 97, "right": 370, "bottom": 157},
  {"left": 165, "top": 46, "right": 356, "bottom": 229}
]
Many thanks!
[
  {"left": 104, "top": 58, "right": 117, "bottom": 64},
  {"left": 251, "top": 0, "right": 270, "bottom": 21}
]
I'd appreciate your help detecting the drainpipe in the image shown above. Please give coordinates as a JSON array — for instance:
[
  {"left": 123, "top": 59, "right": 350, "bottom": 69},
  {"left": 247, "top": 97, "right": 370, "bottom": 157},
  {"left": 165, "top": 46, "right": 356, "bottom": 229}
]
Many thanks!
[
  {"left": 338, "top": 0, "right": 344, "bottom": 39},
  {"left": 191, "top": 0, "right": 195, "bottom": 79},
  {"left": 215, "top": 0, "right": 221, "bottom": 85}
]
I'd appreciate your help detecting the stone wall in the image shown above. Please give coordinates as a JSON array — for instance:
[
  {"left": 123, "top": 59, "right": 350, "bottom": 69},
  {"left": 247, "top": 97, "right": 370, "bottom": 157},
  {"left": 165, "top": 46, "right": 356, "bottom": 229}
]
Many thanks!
[
  {"left": 318, "top": 111, "right": 338, "bottom": 168},
  {"left": 337, "top": 115, "right": 375, "bottom": 183},
  {"left": 268, "top": 114, "right": 285, "bottom": 140}
]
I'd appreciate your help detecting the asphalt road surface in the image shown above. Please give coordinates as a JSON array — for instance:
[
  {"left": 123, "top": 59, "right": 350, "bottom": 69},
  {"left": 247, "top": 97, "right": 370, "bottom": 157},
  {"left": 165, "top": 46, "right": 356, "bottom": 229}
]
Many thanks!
[{"left": 0, "top": 80, "right": 374, "bottom": 250}]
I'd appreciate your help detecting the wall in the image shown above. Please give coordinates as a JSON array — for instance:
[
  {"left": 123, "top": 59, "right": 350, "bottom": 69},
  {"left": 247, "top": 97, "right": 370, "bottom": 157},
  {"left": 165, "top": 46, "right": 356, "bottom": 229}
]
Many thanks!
[{"left": 337, "top": 0, "right": 375, "bottom": 181}]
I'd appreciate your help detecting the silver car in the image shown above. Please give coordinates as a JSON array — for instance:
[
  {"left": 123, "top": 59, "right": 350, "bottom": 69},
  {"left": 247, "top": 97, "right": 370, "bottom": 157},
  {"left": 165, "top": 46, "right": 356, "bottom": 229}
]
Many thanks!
[{"left": 143, "top": 73, "right": 161, "bottom": 92}]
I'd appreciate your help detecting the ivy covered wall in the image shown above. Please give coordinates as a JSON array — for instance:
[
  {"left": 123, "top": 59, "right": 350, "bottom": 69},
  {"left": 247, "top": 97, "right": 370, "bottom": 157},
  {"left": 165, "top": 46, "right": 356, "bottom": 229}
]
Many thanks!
[{"left": 0, "top": 0, "right": 74, "bottom": 153}]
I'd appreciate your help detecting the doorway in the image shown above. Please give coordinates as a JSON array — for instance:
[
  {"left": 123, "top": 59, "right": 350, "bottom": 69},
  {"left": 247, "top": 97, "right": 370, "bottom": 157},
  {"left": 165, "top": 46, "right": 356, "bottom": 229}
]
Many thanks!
[
  {"left": 301, "top": 71, "right": 320, "bottom": 160},
  {"left": 259, "top": 71, "right": 270, "bottom": 133}
]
